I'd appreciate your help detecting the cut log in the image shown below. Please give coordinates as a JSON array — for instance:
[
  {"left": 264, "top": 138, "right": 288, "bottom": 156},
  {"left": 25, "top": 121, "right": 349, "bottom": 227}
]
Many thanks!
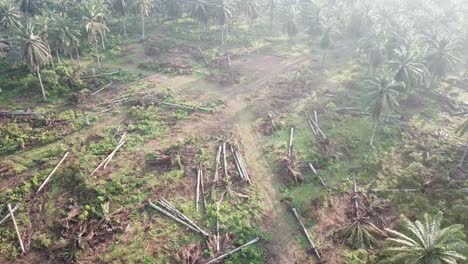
[
  {"left": 196, "top": 168, "right": 201, "bottom": 212},
  {"left": 91, "top": 134, "right": 126, "bottom": 175},
  {"left": 0, "top": 111, "right": 44, "bottom": 118},
  {"left": 305, "top": 113, "right": 317, "bottom": 135},
  {"left": 7, "top": 204, "right": 26, "bottom": 254},
  {"left": 200, "top": 167, "right": 207, "bottom": 209},
  {"left": 307, "top": 163, "right": 327, "bottom": 188},
  {"left": 369, "top": 188, "right": 421, "bottom": 193},
  {"left": 103, "top": 140, "right": 126, "bottom": 169},
  {"left": 91, "top": 81, "right": 113, "bottom": 95},
  {"left": 306, "top": 114, "right": 327, "bottom": 139},
  {"left": 314, "top": 110, "right": 318, "bottom": 124},
  {"left": 335, "top": 107, "right": 361, "bottom": 111},
  {"left": 81, "top": 71, "right": 119, "bottom": 79},
  {"left": 148, "top": 201, "right": 209, "bottom": 236},
  {"left": 0, "top": 203, "right": 19, "bottom": 225},
  {"left": 235, "top": 150, "right": 251, "bottom": 183},
  {"left": 36, "top": 152, "right": 70, "bottom": 195},
  {"left": 336, "top": 109, "right": 369, "bottom": 116},
  {"left": 206, "top": 237, "right": 260, "bottom": 264},
  {"left": 213, "top": 145, "right": 222, "bottom": 183},
  {"left": 230, "top": 145, "right": 245, "bottom": 181},
  {"left": 288, "top": 127, "right": 294, "bottom": 159},
  {"left": 161, "top": 101, "right": 213, "bottom": 113},
  {"left": 222, "top": 143, "right": 228, "bottom": 179},
  {"left": 95, "top": 94, "right": 131, "bottom": 107},
  {"left": 292, "top": 208, "right": 320, "bottom": 260},
  {"left": 158, "top": 199, "right": 209, "bottom": 236}
]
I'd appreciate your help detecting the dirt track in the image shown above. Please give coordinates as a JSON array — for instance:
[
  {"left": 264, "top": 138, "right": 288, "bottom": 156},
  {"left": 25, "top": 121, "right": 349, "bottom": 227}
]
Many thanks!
[{"left": 162, "top": 52, "right": 313, "bottom": 263}]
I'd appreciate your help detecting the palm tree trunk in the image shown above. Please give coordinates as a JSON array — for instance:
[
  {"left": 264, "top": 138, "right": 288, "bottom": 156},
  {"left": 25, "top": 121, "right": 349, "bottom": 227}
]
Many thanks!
[
  {"left": 122, "top": 17, "right": 127, "bottom": 35},
  {"left": 142, "top": 16, "right": 145, "bottom": 39},
  {"left": 94, "top": 38, "right": 102, "bottom": 70},
  {"left": 75, "top": 47, "right": 81, "bottom": 67},
  {"left": 429, "top": 74, "right": 437, "bottom": 88},
  {"left": 48, "top": 43, "right": 55, "bottom": 69},
  {"left": 37, "top": 68, "right": 47, "bottom": 101},
  {"left": 321, "top": 50, "right": 327, "bottom": 67},
  {"left": 100, "top": 34, "right": 106, "bottom": 50},
  {"left": 56, "top": 50, "right": 61, "bottom": 64},
  {"left": 459, "top": 144, "right": 468, "bottom": 167},
  {"left": 221, "top": 26, "right": 224, "bottom": 45},
  {"left": 7, "top": 34, "right": 13, "bottom": 48},
  {"left": 369, "top": 122, "right": 378, "bottom": 146},
  {"left": 269, "top": 10, "right": 274, "bottom": 34},
  {"left": 70, "top": 51, "right": 75, "bottom": 68}
]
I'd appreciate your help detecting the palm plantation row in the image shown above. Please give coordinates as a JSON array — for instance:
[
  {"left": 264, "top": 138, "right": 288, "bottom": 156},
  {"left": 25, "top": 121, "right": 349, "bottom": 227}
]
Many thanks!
[{"left": 1, "top": 0, "right": 467, "bottom": 263}]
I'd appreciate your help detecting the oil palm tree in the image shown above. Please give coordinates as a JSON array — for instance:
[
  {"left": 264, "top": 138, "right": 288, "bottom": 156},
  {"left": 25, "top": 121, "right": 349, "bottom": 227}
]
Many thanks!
[
  {"left": 53, "top": 14, "right": 81, "bottom": 66},
  {"left": 386, "top": 46, "right": 428, "bottom": 90},
  {"left": 134, "top": 0, "right": 154, "bottom": 39},
  {"left": 424, "top": 37, "right": 462, "bottom": 86},
  {"left": 189, "top": 0, "right": 210, "bottom": 40},
  {"left": 368, "top": 45, "right": 384, "bottom": 77},
  {"left": 320, "top": 28, "right": 330, "bottom": 60},
  {"left": 81, "top": 0, "right": 109, "bottom": 69},
  {"left": 19, "top": 22, "right": 52, "bottom": 101},
  {"left": 0, "top": 1, "right": 22, "bottom": 44},
  {"left": 266, "top": 0, "right": 276, "bottom": 34},
  {"left": 214, "top": 0, "right": 233, "bottom": 45},
  {"left": 0, "top": 41, "right": 8, "bottom": 56},
  {"left": 242, "top": 0, "right": 259, "bottom": 31},
  {"left": 363, "top": 71, "right": 405, "bottom": 146},
  {"left": 111, "top": 0, "right": 129, "bottom": 35},
  {"left": 282, "top": 0, "right": 299, "bottom": 42},
  {"left": 163, "top": 0, "right": 182, "bottom": 20},
  {"left": 337, "top": 217, "right": 385, "bottom": 249},
  {"left": 381, "top": 212, "right": 467, "bottom": 264}
]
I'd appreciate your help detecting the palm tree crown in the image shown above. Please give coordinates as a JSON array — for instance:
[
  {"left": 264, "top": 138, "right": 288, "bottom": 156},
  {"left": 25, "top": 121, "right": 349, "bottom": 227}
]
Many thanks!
[
  {"left": 363, "top": 71, "right": 405, "bottom": 121},
  {"left": 424, "top": 37, "right": 462, "bottom": 80},
  {"left": 386, "top": 46, "right": 428, "bottom": 89},
  {"left": 382, "top": 212, "right": 467, "bottom": 264},
  {"left": 0, "top": 1, "right": 21, "bottom": 33},
  {"left": 20, "top": 23, "right": 52, "bottom": 73},
  {"left": 19, "top": 22, "right": 52, "bottom": 100}
]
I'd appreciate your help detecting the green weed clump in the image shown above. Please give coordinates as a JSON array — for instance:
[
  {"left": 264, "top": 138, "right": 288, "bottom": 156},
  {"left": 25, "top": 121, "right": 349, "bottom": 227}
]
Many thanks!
[
  {"left": 127, "top": 106, "right": 167, "bottom": 138},
  {"left": 0, "top": 227, "right": 20, "bottom": 260},
  {"left": 0, "top": 110, "right": 95, "bottom": 156}
]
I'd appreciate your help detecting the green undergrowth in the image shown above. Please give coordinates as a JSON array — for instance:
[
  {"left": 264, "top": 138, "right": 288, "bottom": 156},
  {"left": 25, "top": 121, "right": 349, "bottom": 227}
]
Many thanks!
[
  {"left": 100, "top": 177, "right": 265, "bottom": 263},
  {"left": 0, "top": 110, "right": 97, "bottom": 156},
  {"left": 263, "top": 109, "right": 399, "bottom": 213},
  {"left": 374, "top": 134, "right": 468, "bottom": 236},
  {"left": 0, "top": 145, "right": 67, "bottom": 204},
  {"left": 0, "top": 60, "right": 84, "bottom": 106},
  {"left": 127, "top": 105, "right": 168, "bottom": 138},
  {"left": 0, "top": 207, "right": 31, "bottom": 260}
]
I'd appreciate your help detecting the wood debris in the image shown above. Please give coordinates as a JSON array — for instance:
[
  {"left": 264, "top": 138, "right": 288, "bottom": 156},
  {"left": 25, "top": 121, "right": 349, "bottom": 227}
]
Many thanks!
[
  {"left": 205, "top": 237, "right": 260, "bottom": 264},
  {"left": 90, "top": 133, "right": 126, "bottom": 176},
  {"left": 8, "top": 203, "right": 26, "bottom": 254},
  {"left": 36, "top": 151, "right": 70, "bottom": 195},
  {"left": 148, "top": 199, "right": 209, "bottom": 236},
  {"left": 292, "top": 208, "right": 321, "bottom": 260}
]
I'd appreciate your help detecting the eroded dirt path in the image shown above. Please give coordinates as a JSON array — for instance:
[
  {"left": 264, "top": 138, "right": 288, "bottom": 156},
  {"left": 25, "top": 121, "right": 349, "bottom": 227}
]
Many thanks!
[
  {"left": 224, "top": 55, "right": 311, "bottom": 263},
  {"left": 167, "top": 53, "right": 312, "bottom": 263}
]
